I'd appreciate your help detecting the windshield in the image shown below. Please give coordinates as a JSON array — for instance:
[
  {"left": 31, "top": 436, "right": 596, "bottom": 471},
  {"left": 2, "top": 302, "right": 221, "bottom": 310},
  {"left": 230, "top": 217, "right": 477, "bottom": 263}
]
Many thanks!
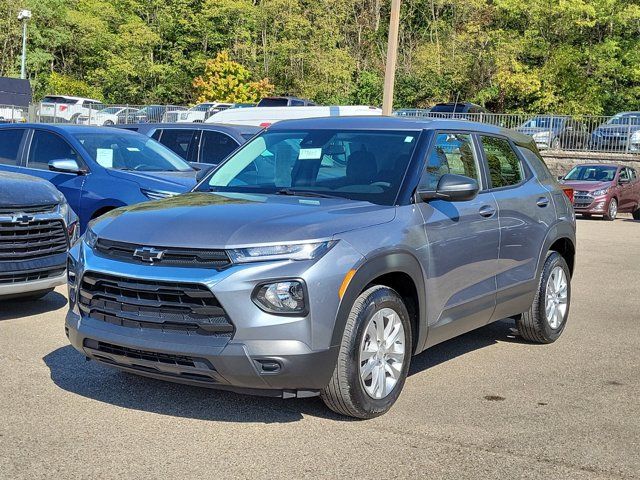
[
  {"left": 73, "top": 132, "right": 193, "bottom": 172},
  {"left": 521, "top": 117, "right": 565, "bottom": 129},
  {"left": 197, "top": 129, "right": 419, "bottom": 205},
  {"left": 42, "top": 96, "right": 73, "bottom": 104},
  {"left": 607, "top": 114, "right": 640, "bottom": 126},
  {"left": 564, "top": 165, "right": 617, "bottom": 182},
  {"left": 257, "top": 98, "right": 289, "bottom": 107}
]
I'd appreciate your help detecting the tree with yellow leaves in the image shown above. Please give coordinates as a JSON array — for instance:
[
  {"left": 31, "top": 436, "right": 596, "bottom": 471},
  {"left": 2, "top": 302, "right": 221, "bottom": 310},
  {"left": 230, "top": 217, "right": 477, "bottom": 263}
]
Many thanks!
[{"left": 193, "top": 51, "right": 274, "bottom": 104}]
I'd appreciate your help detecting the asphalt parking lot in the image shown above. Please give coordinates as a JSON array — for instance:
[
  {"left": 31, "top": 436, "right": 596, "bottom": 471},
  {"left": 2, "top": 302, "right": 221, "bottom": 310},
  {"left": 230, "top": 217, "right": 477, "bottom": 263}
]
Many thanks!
[{"left": 1, "top": 215, "right": 639, "bottom": 480}]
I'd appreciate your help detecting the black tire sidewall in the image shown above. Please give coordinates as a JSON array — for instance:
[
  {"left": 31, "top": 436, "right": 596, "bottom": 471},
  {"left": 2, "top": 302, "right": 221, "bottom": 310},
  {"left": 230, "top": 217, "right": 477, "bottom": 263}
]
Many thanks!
[
  {"left": 344, "top": 287, "right": 412, "bottom": 417},
  {"left": 536, "top": 253, "right": 571, "bottom": 342}
]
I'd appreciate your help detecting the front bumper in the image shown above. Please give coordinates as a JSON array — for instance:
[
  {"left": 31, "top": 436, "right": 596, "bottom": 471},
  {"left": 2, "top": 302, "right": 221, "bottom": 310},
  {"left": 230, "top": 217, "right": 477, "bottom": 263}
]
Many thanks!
[
  {"left": 66, "top": 310, "right": 338, "bottom": 397},
  {"left": 65, "top": 239, "right": 362, "bottom": 397},
  {"left": 0, "top": 271, "right": 66, "bottom": 297},
  {"left": 573, "top": 196, "right": 610, "bottom": 214}
]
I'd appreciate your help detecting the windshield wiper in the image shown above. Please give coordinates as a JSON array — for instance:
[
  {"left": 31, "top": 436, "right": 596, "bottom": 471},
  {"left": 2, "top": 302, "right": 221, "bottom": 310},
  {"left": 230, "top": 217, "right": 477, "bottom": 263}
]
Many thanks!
[{"left": 275, "top": 188, "right": 337, "bottom": 199}]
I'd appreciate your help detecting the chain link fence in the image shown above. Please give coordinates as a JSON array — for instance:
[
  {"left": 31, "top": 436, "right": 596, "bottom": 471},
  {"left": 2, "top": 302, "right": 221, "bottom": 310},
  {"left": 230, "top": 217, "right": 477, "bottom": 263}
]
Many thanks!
[{"left": 1, "top": 102, "right": 639, "bottom": 156}]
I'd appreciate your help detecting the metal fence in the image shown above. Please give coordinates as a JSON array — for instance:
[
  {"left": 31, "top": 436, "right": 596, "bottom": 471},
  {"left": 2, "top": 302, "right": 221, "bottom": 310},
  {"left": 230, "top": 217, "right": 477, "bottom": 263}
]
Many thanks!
[
  {"left": 1, "top": 102, "right": 639, "bottom": 156},
  {"left": 394, "top": 110, "right": 640, "bottom": 156}
]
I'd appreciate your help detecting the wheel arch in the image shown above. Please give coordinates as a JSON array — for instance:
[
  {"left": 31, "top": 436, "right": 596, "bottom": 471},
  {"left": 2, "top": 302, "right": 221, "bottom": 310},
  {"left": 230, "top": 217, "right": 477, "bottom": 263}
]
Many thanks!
[
  {"left": 331, "top": 251, "right": 427, "bottom": 355},
  {"left": 536, "top": 222, "right": 576, "bottom": 280}
]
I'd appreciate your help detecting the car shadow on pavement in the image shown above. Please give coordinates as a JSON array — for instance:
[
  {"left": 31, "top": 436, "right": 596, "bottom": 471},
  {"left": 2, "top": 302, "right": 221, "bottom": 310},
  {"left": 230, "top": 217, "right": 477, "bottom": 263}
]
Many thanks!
[
  {"left": 409, "top": 319, "right": 521, "bottom": 375},
  {"left": 43, "top": 319, "right": 524, "bottom": 423},
  {"left": 0, "top": 291, "right": 67, "bottom": 321}
]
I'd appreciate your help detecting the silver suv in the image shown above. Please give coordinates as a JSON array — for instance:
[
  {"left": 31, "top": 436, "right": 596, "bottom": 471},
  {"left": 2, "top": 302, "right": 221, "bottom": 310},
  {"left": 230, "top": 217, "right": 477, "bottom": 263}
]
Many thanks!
[{"left": 66, "top": 117, "right": 576, "bottom": 418}]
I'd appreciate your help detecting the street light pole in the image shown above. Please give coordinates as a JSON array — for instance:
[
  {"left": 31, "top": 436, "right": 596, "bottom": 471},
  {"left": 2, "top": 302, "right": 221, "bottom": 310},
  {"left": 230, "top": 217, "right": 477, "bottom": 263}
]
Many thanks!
[
  {"left": 382, "top": 0, "right": 401, "bottom": 116},
  {"left": 18, "top": 10, "right": 32, "bottom": 80}
]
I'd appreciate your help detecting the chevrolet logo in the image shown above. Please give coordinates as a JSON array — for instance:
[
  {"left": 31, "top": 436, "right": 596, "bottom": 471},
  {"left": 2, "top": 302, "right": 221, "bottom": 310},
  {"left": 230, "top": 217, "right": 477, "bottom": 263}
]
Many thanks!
[
  {"left": 132, "top": 247, "right": 165, "bottom": 263},
  {"left": 11, "top": 214, "right": 34, "bottom": 225}
]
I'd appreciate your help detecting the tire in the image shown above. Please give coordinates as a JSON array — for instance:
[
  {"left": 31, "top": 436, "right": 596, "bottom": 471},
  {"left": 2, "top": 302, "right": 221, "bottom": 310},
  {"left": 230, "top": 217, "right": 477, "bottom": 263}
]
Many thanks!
[
  {"left": 321, "top": 285, "right": 412, "bottom": 419},
  {"left": 604, "top": 198, "right": 617, "bottom": 221},
  {"left": 550, "top": 137, "right": 561, "bottom": 150},
  {"left": 582, "top": 213, "right": 592, "bottom": 219},
  {"left": 633, "top": 206, "right": 640, "bottom": 220},
  {"left": 70, "top": 113, "right": 81, "bottom": 124},
  {"left": 517, "top": 252, "right": 570, "bottom": 344},
  {"left": 103, "top": 120, "right": 114, "bottom": 126}
]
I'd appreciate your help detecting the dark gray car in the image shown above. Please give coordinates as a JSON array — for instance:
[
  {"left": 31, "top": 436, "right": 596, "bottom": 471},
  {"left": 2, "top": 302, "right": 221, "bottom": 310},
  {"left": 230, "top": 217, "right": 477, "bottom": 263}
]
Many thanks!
[
  {"left": 0, "top": 171, "right": 78, "bottom": 299},
  {"left": 65, "top": 117, "right": 576, "bottom": 418}
]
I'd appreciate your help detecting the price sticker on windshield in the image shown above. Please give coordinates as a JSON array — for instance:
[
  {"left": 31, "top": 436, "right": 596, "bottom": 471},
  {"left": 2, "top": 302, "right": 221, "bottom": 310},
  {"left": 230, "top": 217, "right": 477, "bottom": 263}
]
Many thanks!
[
  {"left": 96, "top": 148, "right": 113, "bottom": 168},
  {"left": 298, "top": 148, "right": 322, "bottom": 160}
]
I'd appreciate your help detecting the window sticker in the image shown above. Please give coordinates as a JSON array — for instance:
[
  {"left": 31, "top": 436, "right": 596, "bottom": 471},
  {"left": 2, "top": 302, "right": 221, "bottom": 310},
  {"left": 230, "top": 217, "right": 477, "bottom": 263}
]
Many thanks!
[
  {"left": 298, "top": 148, "right": 322, "bottom": 160},
  {"left": 95, "top": 148, "right": 114, "bottom": 168},
  {"left": 126, "top": 147, "right": 141, "bottom": 152},
  {"left": 404, "top": 136, "right": 414, "bottom": 143}
]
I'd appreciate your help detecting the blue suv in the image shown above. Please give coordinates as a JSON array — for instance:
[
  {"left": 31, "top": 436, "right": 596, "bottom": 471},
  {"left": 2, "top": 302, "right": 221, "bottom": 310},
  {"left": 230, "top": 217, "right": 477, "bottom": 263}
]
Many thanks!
[{"left": 0, "top": 124, "right": 201, "bottom": 231}]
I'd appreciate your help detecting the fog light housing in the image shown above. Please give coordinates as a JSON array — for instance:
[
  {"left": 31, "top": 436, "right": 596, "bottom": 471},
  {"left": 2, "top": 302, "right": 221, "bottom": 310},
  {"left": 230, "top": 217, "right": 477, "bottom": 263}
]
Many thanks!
[{"left": 253, "top": 280, "right": 307, "bottom": 315}]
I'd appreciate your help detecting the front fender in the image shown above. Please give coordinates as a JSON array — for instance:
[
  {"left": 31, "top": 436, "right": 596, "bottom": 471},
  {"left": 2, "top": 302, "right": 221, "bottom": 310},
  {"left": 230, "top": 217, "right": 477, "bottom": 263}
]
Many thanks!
[{"left": 330, "top": 251, "right": 427, "bottom": 354}]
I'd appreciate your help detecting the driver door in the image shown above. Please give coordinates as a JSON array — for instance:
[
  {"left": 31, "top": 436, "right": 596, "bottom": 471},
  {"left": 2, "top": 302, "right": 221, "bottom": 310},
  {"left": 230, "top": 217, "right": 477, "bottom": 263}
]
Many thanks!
[
  {"left": 23, "top": 129, "right": 85, "bottom": 209},
  {"left": 415, "top": 132, "right": 500, "bottom": 347}
]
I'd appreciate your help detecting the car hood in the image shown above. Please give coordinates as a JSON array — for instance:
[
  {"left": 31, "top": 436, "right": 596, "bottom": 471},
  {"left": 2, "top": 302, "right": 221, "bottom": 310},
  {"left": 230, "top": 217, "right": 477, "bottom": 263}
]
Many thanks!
[
  {"left": 106, "top": 169, "right": 197, "bottom": 192},
  {"left": 562, "top": 180, "right": 612, "bottom": 192},
  {"left": 0, "top": 171, "right": 64, "bottom": 207},
  {"left": 93, "top": 192, "right": 396, "bottom": 248}
]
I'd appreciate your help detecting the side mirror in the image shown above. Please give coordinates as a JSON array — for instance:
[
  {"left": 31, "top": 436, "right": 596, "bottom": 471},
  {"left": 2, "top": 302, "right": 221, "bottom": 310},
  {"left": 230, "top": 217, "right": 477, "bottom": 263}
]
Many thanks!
[
  {"left": 191, "top": 162, "right": 216, "bottom": 182},
  {"left": 418, "top": 173, "right": 479, "bottom": 202},
  {"left": 557, "top": 175, "right": 564, "bottom": 181},
  {"left": 48, "top": 159, "right": 85, "bottom": 175},
  {"left": 619, "top": 177, "right": 630, "bottom": 185}
]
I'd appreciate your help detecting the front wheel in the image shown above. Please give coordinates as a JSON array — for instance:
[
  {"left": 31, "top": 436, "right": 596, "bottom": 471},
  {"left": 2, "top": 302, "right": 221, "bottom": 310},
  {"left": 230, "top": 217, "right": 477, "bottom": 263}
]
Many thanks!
[
  {"left": 517, "top": 252, "right": 571, "bottom": 343},
  {"left": 321, "top": 285, "right": 412, "bottom": 419},
  {"left": 604, "top": 198, "right": 618, "bottom": 221}
]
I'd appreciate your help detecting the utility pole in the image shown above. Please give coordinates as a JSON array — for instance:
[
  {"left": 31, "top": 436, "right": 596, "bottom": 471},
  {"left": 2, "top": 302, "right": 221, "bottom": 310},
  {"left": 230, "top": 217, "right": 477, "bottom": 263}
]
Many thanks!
[
  {"left": 382, "top": 0, "right": 401, "bottom": 115},
  {"left": 18, "top": 10, "right": 32, "bottom": 79}
]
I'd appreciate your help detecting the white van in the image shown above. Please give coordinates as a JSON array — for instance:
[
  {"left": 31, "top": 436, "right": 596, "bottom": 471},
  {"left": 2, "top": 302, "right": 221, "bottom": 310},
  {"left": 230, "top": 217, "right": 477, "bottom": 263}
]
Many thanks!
[{"left": 206, "top": 105, "right": 382, "bottom": 127}]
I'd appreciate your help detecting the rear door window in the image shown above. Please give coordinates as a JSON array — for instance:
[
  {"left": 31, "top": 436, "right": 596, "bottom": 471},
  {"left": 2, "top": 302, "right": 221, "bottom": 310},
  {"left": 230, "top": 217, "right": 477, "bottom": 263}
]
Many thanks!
[
  {"left": 27, "top": 130, "right": 81, "bottom": 171},
  {"left": 480, "top": 136, "right": 526, "bottom": 188},
  {"left": 154, "top": 129, "right": 196, "bottom": 161},
  {"left": 0, "top": 129, "right": 25, "bottom": 165},
  {"left": 419, "top": 133, "right": 480, "bottom": 190},
  {"left": 199, "top": 130, "right": 239, "bottom": 164}
]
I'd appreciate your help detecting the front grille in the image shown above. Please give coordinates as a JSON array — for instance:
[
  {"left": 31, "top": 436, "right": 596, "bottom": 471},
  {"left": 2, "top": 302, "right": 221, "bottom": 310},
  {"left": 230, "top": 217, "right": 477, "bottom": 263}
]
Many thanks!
[
  {"left": 0, "top": 267, "right": 65, "bottom": 285},
  {"left": 78, "top": 271, "right": 234, "bottom": 336},
  {"left": 0, "top": 204, "right": 57, "bottom": 215},
  {"left": 94, "top": 238, "right": 231, "bottom": 268},
  {"left": 0, "top": 219, "right": 68, "bottom": 261},
  {"left": 573, "top": 192, "right": 593, "bottom": 208},
  {"left": 84, "top": 339, "right": 200, "bottom": 367}
]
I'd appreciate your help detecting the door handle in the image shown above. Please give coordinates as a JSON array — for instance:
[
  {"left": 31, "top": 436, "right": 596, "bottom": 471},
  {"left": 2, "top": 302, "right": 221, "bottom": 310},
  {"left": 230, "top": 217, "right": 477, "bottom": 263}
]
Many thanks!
[
  {"left": 536, "top": 197, "right": 550, "bottom": 207},
  {"left": 478, "top": 205, "right": 496, "bottom": 218}
]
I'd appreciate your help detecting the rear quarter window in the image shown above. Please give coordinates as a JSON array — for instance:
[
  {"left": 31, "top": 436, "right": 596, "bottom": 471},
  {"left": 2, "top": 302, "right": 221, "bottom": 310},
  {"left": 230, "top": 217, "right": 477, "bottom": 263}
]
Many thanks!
[{"left": 518, "top": 146, "right": 553, "bottom": 181}]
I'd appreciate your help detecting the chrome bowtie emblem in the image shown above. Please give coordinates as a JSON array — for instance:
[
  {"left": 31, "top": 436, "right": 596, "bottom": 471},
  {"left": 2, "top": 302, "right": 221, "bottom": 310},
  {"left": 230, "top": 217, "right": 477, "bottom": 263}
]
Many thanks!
[
  {"left": 11, "top": 214, "right": 34, "bottom": 225},
  {"left": 133, "top": 247, "right": 165, "bottom": 263}
]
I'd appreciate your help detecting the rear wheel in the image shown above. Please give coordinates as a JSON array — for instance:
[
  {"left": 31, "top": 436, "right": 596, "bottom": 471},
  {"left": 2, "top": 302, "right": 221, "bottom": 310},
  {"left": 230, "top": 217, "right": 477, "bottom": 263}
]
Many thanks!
[
  {"left": 517, "top": 252, "right": 571, "bottom": 344},
  {"left": 604, "top": 198, "right": 618, "bottom": 221},
  {"left": 321, "top": 285, "right": 412, "bottom": 419},
  {"left": 633, "top": 206, "right": 640, "bottom": 220}
]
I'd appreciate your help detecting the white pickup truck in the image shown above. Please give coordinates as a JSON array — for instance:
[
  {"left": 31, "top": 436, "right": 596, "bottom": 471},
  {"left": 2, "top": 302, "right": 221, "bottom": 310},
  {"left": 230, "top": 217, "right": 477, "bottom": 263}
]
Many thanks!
[{"left": 37, "top": 95, "right": 104, "bottom": 123}]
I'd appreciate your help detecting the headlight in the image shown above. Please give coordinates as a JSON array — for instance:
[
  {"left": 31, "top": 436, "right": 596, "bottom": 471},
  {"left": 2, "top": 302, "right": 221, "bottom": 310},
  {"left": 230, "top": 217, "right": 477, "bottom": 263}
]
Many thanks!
[
  {"left": 84, "top": 226, "right": 98, "bottom": 248},
  {"left": 228, "top": 241, "right": 336, "bottom": 264},
  {"left": 58, "top": 200, "right": 69, "bottom": 219},
  {"left": 532, "top": 131, "right": 551, "bottom": 140},
  {"left": 140, "top": 188, "right": 180, "bottom": 200},
  {"left": 591, "top": 187, "right": 610, "bottom": 197},
  {"left": 253, "top": 280, "right": 307, "bottom": 314}
]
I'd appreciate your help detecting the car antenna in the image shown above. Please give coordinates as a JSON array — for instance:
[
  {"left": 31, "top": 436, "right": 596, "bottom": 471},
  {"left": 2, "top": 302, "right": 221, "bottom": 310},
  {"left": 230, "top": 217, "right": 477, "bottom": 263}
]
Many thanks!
[{"left": 452, "top": 92, "right": 460, "bottom": 115}]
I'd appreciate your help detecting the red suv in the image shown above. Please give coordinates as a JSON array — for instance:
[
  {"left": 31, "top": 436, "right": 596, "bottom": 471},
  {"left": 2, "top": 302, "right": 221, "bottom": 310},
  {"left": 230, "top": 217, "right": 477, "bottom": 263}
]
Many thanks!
[{"left": 561, "top": 164, "right": 640, "bottom": 220}]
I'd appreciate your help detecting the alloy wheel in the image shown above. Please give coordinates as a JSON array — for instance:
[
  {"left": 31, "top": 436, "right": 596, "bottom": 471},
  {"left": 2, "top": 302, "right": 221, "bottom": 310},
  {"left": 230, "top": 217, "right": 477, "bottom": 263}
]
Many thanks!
[
  {"left": 545, "top": 266, "right": 568, "bottom": 329},
  {"left": 608, "top": 199, "right": 618, "bottom": 220},
  {"left": 359, "top": 307, "right": 406, "bottom": 399}
]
